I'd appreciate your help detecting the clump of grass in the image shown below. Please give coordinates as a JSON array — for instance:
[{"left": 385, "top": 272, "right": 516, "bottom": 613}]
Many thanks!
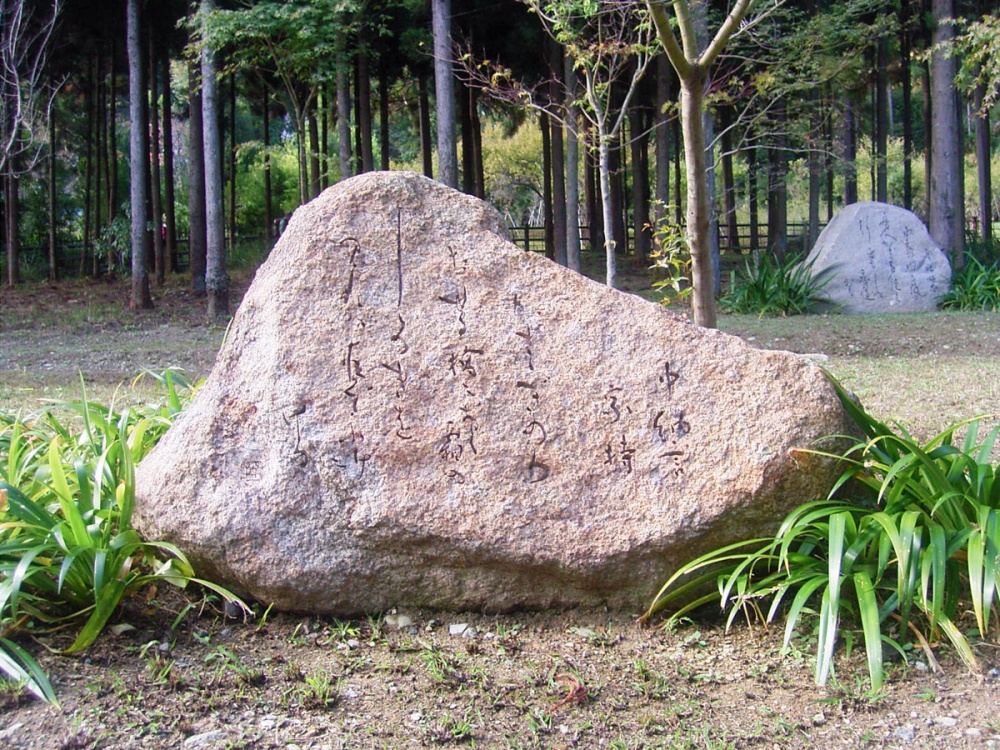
[
  {"left": 644, "top": 378, "right": 999, "bottom": 691},
  {"left": 720, "top": 252, "right": 834, "bottom": 315},
  {"left": 938, "top": 255, "right": 1000, "bottom": 310},
  {"left": 0, "top": 370, "right": 246, "bottom": 704}
]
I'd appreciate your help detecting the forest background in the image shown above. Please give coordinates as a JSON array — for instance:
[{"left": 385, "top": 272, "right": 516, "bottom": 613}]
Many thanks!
[{"left": 1, "top": 0, "right": 999, "bottom": 321}]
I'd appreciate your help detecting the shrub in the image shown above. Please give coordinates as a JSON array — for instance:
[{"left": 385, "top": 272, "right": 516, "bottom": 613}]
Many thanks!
[
  {"left": 0, "top": 371, "right": 245, "bottom": 704},
  {"left": 938, "top": 255, "right": 1000, "bottom": 311},
  {"left": 720, "top": 252, "right": 834, "bottom": 315},
  {"left": 643, "top": 378, "right": 999, "bottom": 691}
]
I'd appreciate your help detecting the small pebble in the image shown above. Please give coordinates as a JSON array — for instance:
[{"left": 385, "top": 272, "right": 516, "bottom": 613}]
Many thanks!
[
  {"left": 462, "top": 627, "right": 478, "bottom": 638},
  {"left": 346, "top": 639, "right": 360, "bottom": 649},
  {"left": 894, "top": 726, "right": 916, "bottom": 743},
  {"left": 449, "top": 623, "right": 469, "bottom": 636},
  {"left": 811, "top": 712, "right": 826, "bottom": 726},
  {"left": 934, "top": 717, "right": 958, "bottom": 727},
  {"left": 184, "top": 731, "right": 226, "bottom": 748}
]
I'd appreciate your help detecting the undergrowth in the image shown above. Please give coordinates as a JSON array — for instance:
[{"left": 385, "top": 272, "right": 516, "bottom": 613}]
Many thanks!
[
  {"left": 644, "top": 378, "right": 999, "bottom": 691},
  {"left": 0, "top": 370, "right": 245, "bottom": 704}
]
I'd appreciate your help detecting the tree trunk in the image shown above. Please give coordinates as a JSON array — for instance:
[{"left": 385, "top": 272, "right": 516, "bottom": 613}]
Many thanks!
[
  {"left": 549, "top": 41, "right": 567, "bottom": 265},
  {"left": 379, "top": 65, "right": 390, "bottom": 171},
  {"left": 162, "top": 49, "right": 177, "bottom": 273},
  {"left": 748, "top": 146, "right": 759, "bottom": 254},
  {"left": 901, "top": 1, "right": 913, "bottom": 211},
  {"left": 201, "top": 0, "right": 229, "bottom": 319},
  {"left": 766, "top": 121, "right": 788, "bottom": 261},
  {"left": 720, "top": 107, "right": 738, "bottom": 251},
  {"left": 564, "top": 54, "right": 581, "bottom": 273},
  {"left": 432, "top": 0, "right": 457, "bottom": 188},
  {"left": 48, "top": 109, "right": 57, "bottom": 282},
  {"left": 418, "top": 73, "right": 433, "bottom": 178},
  {"left": 228, "top": 71, "right": 237, "bottom": 251},
  {"left": 875, "top": 31, "right": 889, "bottom": 203},
  {"left": 598, "top": 136, "right": 617, "bottom": 287},
  {"left": 127, "top": 0, "right": 152, "bottom": 308},
  {"left": 95, "top": 53, "right": 105, "bottom": 273},
  {"left": 149, "top": 28, "right": 165, "bottom": 285},
  {"left": 609, "top": 136, "right": 626, "bottom": 261},
  {"left": 975, "top": 83, "right": 992, "bottom": 246},
  {"left": 321, "top": 89, "right": 330, "bottom": 188},
  {"left": 629, "top": 105, "right": 650, "bottom": 260},
  {"left": 471, "top": 87, "right": 485, "bottom": 197},
  {"left": 843, "top": 92, "right": 858, "bottom": 205},
  {"left": 263, "top": 88, "right": 273, "bottom": 240},
  {"left": 82, "top": 58, "right": 94, "bottom": 276},
  {"left": 678, "top": 74, "right": 715, "bottom": 326},
  {"left": 929, "top": 0, "right": 964, "bottom": 268},
  {"left": 585, "top": 132, "right": 602, "bottom": 252},
  {"left": 672, "top": 115, "right": 682, "bottom": 226},
  {"left": 654, "top": 54, "right": 670, "bottom": 223},
  {"left": 541, "top": 112, "right": 554, "bottom": 261},
  {"left": 109, "top": 41, "right": 119, "bottom": 221},
  {"left": 188, "top": 61, "right": 207, "bottom": 295},
  {"left": 4, "top": 169, "right": 19, "bottom": 287},
  {"left": 357, "top": 39, "right": 374, "bottom": 173},
  {"left": 807, "top": 93, "right": 821, "bottom": 249},
  {"left": 461, "top": 83, "right": 475, "bottom": 195},
  {"left": 337, "top": 43, "right": 352, "bottom": 181},
  {"left": 309, "top": 99, "right": 321, "bottom": 198}
]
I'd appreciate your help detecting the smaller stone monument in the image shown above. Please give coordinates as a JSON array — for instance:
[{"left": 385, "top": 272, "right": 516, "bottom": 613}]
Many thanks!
[{"left": 803, "top": 201, "right": 951, "bottom": 313}]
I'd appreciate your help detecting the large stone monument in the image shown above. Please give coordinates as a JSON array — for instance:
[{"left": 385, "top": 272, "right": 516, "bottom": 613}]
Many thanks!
[
  {"left": 803, "top": 201, "right": 951, "bottom": 313},
  {"left": 135, "top": 172, "right": 853, "bottom": 614}
]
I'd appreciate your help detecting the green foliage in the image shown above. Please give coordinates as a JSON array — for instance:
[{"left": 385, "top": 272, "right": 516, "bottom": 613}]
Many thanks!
[
  {"left": 645, "top": 379, "right": 1000, "bottom": 692},
  {"left": 0, "top": 371, "right": 246, "bottom": 704},
  {"left": 955, "top": 14, "right": 1000, "bottom": 110},
  {"left": 720, "top": 252, "right": 834, "bottom": 315},
  {"left": 648, "top": 207, "right": 691, "bottom": 304},
  {"left": 938, "top": 255, "right": 1000, "bottom": 311}
]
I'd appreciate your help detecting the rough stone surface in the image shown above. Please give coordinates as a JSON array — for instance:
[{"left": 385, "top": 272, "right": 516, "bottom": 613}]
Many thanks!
[
  {"left": 135, "top": 171, "right": 853, "bottom": 614},
  {"left": 803, "top": 201, "right": 951, "bottom": 313}
]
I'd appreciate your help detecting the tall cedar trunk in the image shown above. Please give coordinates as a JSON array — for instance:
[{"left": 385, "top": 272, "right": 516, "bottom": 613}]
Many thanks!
[
  {"left": 337, "top": 45, "right": 353, "bottom": 181},
  {"left": 703, "top": 100, "right": 720, "bottom": 295},
  {"left": 549, "top": 40, "right": 567, "bottom": 265},
  {"left": 149, "top": 28, "right": 165, "bottom": 285},
  {"left": 807, "top": 91, "right": 821, "bottom": 248},
  {"left": 432, "top": 0, "right": 457, "bottom": 187},
  {"left": 654, "top": 54, "right": 670, "bottom": 228},
  {"left": 263, "top": 88, "right": 273, "bottom": 239},
  {"left": 541, "top": 113, "right": 554, "bottom": 260},
  {"left": 824, "top": 92, "right": 834, "bottom": 221},
  {"left": 161, "top": 49, "right": 177, "bottom": 273},
  {"left": 418, "top": 73, "right": 433, "bottom": 178},
  {"left": 48, "top": 110, "right": 57, "bottom": 281},
  {"left": 843, "top": 92, "right": 858, "bottom": 205},
  {"left": 127, "top": 0, "right": 152, "bottom": 307},
  {"left": 564, "top": 54, "right": 581, "bottom": 273},
  {"left": 4, "top": 169, "right": 19, "bottom": 287},
  {"left": 109, "top": 41, "right": 119, "bottom": 221},
  {"left": 975, "top": 84, "right": 992, "bottom": 245},
  {"left": 766, "top": 110, "right": 788, "bottom": 261},
  {"left": 747, "top": 146, "right": 759, "bottom": 253},
  {"left": 875, "top": 32, "right": 889, "bottom": 203},
  {"left": 202, "top": 0, "right": 229, "bottom": 319},
  {"left": 472, "top": 91, "right": 485, "bottom": 196},
  {"left": 228, "top": 72, "right": 237, "bottom": 250},
  {"left": 141, "top": 35, "right": 153, "bottom": 275},
  {"left": 82, "top": 58, "right": 94, "bottom": 275},
  {"left": 295, "top": 111, "right": 308, "bottom": 203},
  {"left": 929, "top": 0, "right": 964, "bottom": 268},
  {"left": 720, "top": 106, "right": 738, "bottom": 250},
  {"left": 901, "top": 1, "right": 913, "bottom": 210},
  {"left": 309, "top": 99, "right": 321, "bottom": 198},
  {"left": 321, "top": 89, "right": 330, "bottom": 188},
  {"left": 629, "top": 106, "right": 650, "bottom": 260},
  {"left": 461, "top": 83, "right": 475, "bottom": 194},
  {"left": 188, "top": 62, "right": 207, "bottom": 294},
  {"left": 379, "top": 66, "right": 390, "bottom": 171},
  {"left": 357, "top": 38, "right": 374, "bottom": 173},
  {"left": 96, "top": 53, "right": 105, "bottom": 273}
]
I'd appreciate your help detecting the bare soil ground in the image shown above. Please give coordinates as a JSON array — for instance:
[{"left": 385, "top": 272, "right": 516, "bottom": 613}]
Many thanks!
[{"left": 1, "top": 262, "right": 999, "bottom": 749}]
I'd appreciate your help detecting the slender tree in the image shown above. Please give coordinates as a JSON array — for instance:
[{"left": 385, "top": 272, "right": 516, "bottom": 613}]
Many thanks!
[
  {"left": 201, "top": 0, "right": 228, "bottom": 319},
  {"left": 648, "top": 0, "right": 761, "bottom": 328},
  {"left": 432, "top": 0, "right": 457, "bottom": 187},
  {"left": 929, "top": 0, "right": 963, "bottom": 268},
  {"left": 188, "top": 60, "right": 207, "bottom": 295}
]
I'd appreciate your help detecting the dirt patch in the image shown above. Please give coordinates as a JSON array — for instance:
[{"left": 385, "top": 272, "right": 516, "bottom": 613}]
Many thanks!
[{"left": 1, "top": 266, "right": 999, "bottom": 749}]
